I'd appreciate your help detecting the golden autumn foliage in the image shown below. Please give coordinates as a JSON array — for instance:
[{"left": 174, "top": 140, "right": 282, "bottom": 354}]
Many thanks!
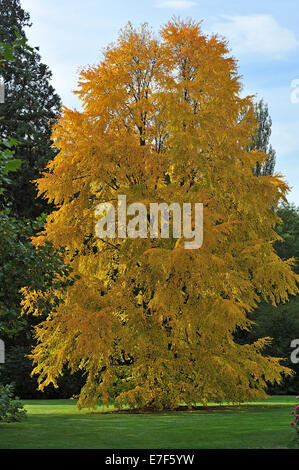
[{"left": 21, "top": 19, "right": 299, "bottom": 410}]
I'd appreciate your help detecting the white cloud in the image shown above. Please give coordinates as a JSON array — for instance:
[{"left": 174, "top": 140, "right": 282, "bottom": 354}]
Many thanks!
[
  {"left": 211, "top": 15, "right": 298, "bottom": 59},
  {"left": 156, "top": 0, "right": 196, "bottom": 9}
]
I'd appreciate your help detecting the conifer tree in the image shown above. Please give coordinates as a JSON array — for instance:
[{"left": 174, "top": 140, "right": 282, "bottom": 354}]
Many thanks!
[
  {"left": 22, "top": 20, "right": 299, "bottom": 410},
  {"left": 0, "top": 0, "right": 61, "bottom": 218}
]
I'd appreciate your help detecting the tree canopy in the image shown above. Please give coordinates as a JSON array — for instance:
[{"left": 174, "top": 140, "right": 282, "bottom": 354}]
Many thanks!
[
  {"left": 22, "top": 20, "right": 299, "bottom": 410},
  {"left": 0, "top": 0, "right": 61, "bottom": 219},
  {"left": 250, "top": 99, "right": 276, "bottom": 176}
]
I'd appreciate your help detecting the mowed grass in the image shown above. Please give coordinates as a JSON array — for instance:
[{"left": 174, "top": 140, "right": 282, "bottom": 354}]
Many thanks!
[{"left": 0, "top": 396, "right": 297, "bottom": 449}]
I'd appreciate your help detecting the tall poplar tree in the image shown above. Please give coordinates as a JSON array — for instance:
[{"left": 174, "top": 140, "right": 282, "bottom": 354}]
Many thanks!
[
  {"left": 0, "top": 0, "right": 61, "bottom": 218},
  {"left": 251, "top": 99, "right": 276, "bottom": 176}
]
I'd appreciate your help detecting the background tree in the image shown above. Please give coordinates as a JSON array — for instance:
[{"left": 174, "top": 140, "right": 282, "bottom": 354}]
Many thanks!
[
  {"left": 275, "top": 203, "right": 299, "bottom": 269},
  {"left": 237, "top": 203, "right": 299, "bottom": 394},
  {"left": 22, "top": 20, "right": 298, "bottom": 410},
  {"left": 0, "top": 30, "right": 83, "bottom": 399},
  {"left": 235, "top": 98, "right": 299, "bottom": 394},
  {"left": 250, "top": 99, "right": 276, "bottom": 176},
  {"left": 0, "top": 180, "right": 84, "bottom": 398},
  {"left": 0, "top": 0, "right": 61, "bottom": 219}
]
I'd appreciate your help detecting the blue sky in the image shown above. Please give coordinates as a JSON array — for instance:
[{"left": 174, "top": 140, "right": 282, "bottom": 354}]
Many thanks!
[{"left": 21, "top": 0, "right": 299, "bottom": 205}]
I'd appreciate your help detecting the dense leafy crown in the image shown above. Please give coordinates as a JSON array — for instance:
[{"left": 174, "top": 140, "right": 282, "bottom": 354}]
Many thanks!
[{"left": 22, "top": 20, "right": 299, "bottom": 410}]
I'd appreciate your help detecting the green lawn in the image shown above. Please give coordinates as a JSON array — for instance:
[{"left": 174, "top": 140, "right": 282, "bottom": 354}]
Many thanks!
[{"left": 0, "top": 396, "right": 297, "bottom": 449}]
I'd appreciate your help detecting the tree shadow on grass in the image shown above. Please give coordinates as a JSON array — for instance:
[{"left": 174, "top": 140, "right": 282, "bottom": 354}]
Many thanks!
[{"left": 87, "top": 403, "right": 287, "bottom": 415}]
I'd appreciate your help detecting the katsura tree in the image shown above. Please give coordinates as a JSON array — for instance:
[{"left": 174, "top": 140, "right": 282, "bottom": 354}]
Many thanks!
[{"left": 22, "top": 19, "right": 299, "bottom": 410}]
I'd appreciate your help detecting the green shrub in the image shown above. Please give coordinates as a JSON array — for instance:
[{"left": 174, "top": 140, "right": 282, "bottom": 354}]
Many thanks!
[{"left": 0, "top": 383, "right": 26, "bottom": 422}]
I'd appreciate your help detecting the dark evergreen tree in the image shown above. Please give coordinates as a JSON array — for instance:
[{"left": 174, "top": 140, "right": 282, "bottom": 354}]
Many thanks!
[
  {"left": 250, "top": 99, "right": 276, "bottom": 176},
  {"left": 0, "top": 0, "right": 61, "bottom": 218},
  {"left": 275, "top": 203, "right": 299, "bottom": 274}
]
